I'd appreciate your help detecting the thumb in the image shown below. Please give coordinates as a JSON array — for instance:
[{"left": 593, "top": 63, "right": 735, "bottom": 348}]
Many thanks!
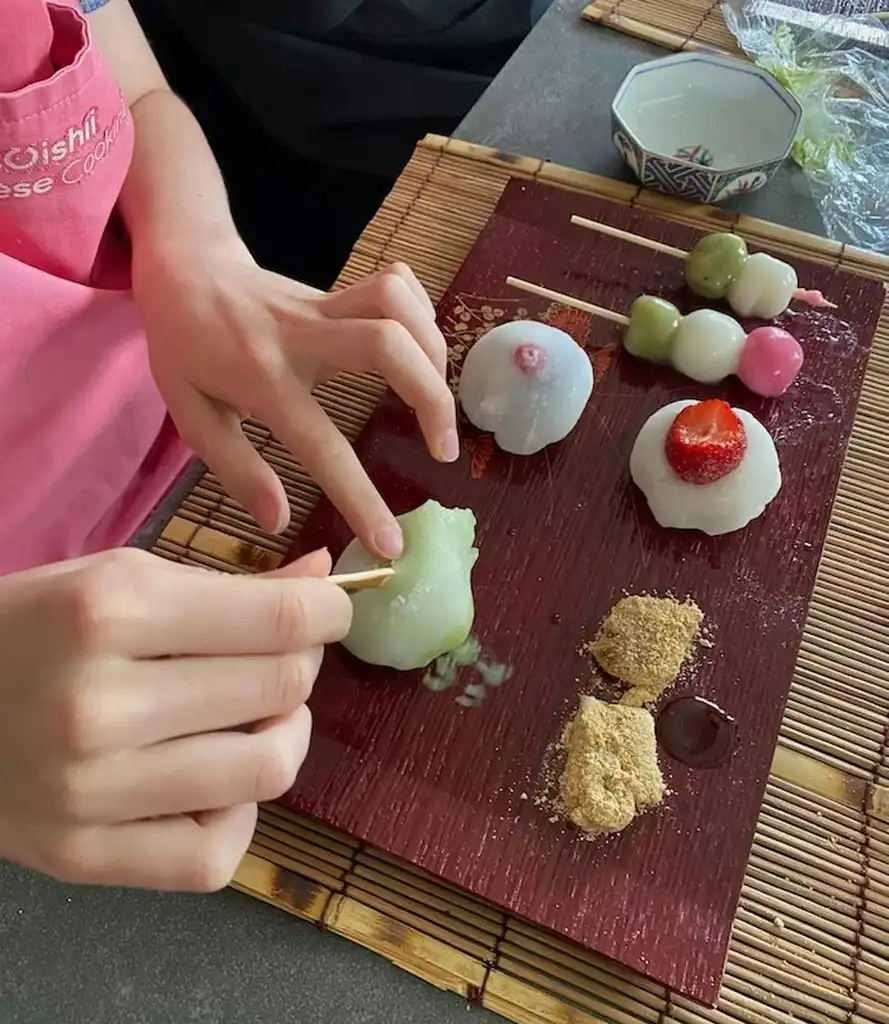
[{"left": 169, "top": 386, "right": 291, "bottom": 535}]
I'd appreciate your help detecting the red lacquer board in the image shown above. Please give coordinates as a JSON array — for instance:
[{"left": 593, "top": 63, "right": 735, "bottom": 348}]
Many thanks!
[{"left": 281, "top": 179, "right": 883, "bottom": 1004}]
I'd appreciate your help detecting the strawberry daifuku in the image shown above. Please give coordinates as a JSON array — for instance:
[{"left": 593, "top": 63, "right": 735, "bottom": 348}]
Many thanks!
[{"left": 630, "top": 399, "right": 782, "bottom": 536}]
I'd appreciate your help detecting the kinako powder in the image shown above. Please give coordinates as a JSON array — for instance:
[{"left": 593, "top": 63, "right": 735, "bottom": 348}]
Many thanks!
[
  {"left": 559, "top": 695, "right": 666, "bottom": 837},
  {"left": 583, "top": 594, "right": 703, "bottom": 706},
  {"left": 554, "top": 595, "right": 705, "bottom": 836}
]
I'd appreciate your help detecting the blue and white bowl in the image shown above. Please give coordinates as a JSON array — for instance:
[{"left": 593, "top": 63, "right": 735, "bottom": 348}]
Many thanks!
[{"left": 611, "top": 53, "right": 802, "bottom": 205}]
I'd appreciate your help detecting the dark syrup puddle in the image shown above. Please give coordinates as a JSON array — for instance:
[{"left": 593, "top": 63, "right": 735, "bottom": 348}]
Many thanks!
[{"left": 656, "top": 696, "right": 737, "bottom": 768}]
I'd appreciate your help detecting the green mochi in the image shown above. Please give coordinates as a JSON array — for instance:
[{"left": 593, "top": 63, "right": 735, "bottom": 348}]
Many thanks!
[
  {"left": 624, "top": 296, "right": 680, "bottom": 363},
  {"left": 684, "top": 233, "right": 749, "bottom": 299},
  {"left": 334, "top": 500, "right": 479, "bottom": 672}
]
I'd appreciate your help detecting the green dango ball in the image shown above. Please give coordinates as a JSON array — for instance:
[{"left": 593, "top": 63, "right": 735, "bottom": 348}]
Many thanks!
[
  {"left": 623, "top": 296, "right": 680, "bottom": 363},
  {"left": 685, "top": 233, "right": 749, "bottom": 300}
]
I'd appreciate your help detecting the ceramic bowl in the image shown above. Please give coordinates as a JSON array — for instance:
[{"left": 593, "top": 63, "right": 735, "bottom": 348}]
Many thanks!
[{"left": 611, "top": 53, "right": 802, "bottom": 204}]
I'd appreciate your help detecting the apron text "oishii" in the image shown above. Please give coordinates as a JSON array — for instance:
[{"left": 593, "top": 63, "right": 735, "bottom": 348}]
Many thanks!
[{"left": 0, "top": 95, "right": 129, "bottom": 199}]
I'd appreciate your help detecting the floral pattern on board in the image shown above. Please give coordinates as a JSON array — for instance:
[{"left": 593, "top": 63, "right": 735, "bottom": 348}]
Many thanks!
[
  {"left": 440, "top": 293, "right": 615, "bottom": 481},
  {"left": 540, "top": 302, "right": 592, "bottom": 347},
  {"left": 593, "top": 344, "right": 618, "bottom": 383},
  {"left": 463, "top": 433, "right": 494, "bottom": 479},
  {"left": 440, "top": 294, "right": 531, "bottom": 398}
]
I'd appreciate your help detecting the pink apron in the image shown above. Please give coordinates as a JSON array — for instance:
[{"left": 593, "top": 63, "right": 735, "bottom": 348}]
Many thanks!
[{"left": 0, "top": 0, "right": 191, "bottom": 574}]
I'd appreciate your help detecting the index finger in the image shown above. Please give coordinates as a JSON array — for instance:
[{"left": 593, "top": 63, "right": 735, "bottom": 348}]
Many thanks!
[
  {"left": 261, "top": 384, "right": 403, "bottom": 560},
  {"left": 110, "top": 570, "right": 353, "bottom": 659}
]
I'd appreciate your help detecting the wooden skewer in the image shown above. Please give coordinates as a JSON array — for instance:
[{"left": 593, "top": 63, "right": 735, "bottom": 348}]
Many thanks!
[
  {"left": 328, "top": 567, "right": 395, "bottom": 592},
  {"left": 569, "top": 215, "right": 839, "bottom": 311},
  {"left": 570, "top": 215, "right": 690, "bottom": 260},
  {"left": 505, "top": 276, "right": 630, "bottom": 326}
]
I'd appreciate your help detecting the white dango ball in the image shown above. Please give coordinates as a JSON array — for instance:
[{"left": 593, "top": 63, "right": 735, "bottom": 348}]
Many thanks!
[
  {"left": 334, "top": 500, "right": 479, "bottom": 672},
  {"left": 458, "top": 321, "right": 593, "bottom": 455},
  {"left": 670, "top": 309, "right": 746, "bottom": 384},
  {"left": 629, "top": 400, "right": 781, "bottom": 536},
  {"left": 727, "top": 252, "right": 798, "bottom": 320}
]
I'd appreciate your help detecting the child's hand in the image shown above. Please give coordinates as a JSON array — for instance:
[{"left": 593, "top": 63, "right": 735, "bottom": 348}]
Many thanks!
[
  {"left": 0, "top": 546, "right": 350, "bottom": 891},
  {"left": 134, "top": 249, "right": 459, "bottom": 560}
]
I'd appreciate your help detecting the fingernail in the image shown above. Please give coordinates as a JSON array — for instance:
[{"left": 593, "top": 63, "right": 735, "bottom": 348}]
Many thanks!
[
  {"left": 297, "top": 547, "right": 329, "bottom": 570},
  {"left": 259, "top": 495, "right": 290, "bottom": 535},
  {"left": 375, "top": 524, "right": 403, "bottom": 560},
  {"left": 260, "top": 510, "right": 283, "bottom": 535},
  {"left": 440, "top": 428, "right": 460, "bottom": 463}
]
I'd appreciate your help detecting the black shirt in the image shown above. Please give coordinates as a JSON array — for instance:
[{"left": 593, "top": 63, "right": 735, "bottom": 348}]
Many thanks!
[{"left": 157, "top": 0, "right": 551, "bottom": 177}]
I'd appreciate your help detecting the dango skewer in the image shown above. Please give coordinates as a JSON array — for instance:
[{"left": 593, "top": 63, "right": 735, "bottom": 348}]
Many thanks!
[
  {"left": 505, "top": 276, "right": 804, "bottom": 398},
  {"left": 568, "top": 215, "right": 837, "bottom": 320}
]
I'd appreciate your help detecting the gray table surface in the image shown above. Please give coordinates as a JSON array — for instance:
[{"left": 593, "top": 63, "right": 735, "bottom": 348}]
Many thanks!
[{"left": 0, "top": 2, "right": 827, "bottom": 1022}]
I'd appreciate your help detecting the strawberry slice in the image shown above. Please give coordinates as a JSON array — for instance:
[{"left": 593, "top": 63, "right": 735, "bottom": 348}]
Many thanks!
[{"left": 664, "top": 399, "right": 747, "bottom": 485}]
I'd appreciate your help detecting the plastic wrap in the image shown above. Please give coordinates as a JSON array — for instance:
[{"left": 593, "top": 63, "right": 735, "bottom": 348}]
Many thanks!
[{"left": 722, "top": 0, "right": 889, "bottom": 251}]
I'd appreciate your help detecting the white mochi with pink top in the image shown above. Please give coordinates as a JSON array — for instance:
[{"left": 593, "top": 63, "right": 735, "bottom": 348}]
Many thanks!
[{"left": 458, "top": 321, "right": 594, "bottom": 455}]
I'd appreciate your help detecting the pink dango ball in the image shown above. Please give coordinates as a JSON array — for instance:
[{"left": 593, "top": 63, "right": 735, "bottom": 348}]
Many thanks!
[{"left": 736, "top": 326, "right": 804, "bottom": 398}]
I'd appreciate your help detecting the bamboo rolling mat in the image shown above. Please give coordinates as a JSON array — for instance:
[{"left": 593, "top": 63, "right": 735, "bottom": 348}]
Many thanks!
[
  {"left": 581, "top": 0, "right": 743, "bottom": 54},
  {"left": 153, "top": 135, "right": 889, "bottom": 1024},
  {"left": 581, "top": 0, "right": 889, "bottom": 53}
]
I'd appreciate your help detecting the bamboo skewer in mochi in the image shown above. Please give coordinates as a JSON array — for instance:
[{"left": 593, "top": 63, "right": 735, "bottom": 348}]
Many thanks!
[
  {"left": 505, "top": 276, "right": 804, "bottom": 398},
  {"left": 328, "top": 566, "right": 395, "bottom": 591},
  {"left": 569, "top": 215, "right": 837, "bottom": 319}
]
